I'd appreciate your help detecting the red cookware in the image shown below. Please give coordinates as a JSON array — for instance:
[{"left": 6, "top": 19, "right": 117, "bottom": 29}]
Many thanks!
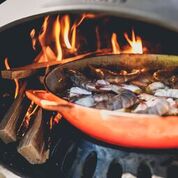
[{"left": 26, "top": 54, "right": 178, "bottom": 149}]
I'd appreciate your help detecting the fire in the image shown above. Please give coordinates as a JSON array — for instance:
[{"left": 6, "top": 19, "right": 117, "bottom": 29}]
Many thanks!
[
  {"left": 72, "top": 13, "right": 96, "bottom": 29},
  {"left": 53, "top": 16, "right": 62, "bottom": 61},
  {"left": 111, "top": 33, "right": 120, "bottom": 54},
  {"left": 61, "top": 15, "right": 72, "bottom": 49},
  {"left": 4, "top": 58, "right": 19, "bottom": 98},
  {"left": 30, "top": 13, "right": 101, "bottom": 63},
  {"left": 49, "top": 113, "right": 62, "bottom": 129},
  {"left": 54, "top": 113, "right": 62, "bottom": 124},
  {"left": 24, "top": 102, "right": 39, "bottom": 127},
  {"left": 17, "top": 101, "right": 39, "bottom": 137},
  {"left": 70, "top": 26, "right": 77, "bottom": 52},
  {"left": 111, "top": 29, "right": 143, "bottom": 54},
  {"left": 61, "top": 15, "right": 77, "bottom": 53},
  {"left": 30, "top": 29, "right": 36, "bottom": 50},
  {"left": 30, "top": 14, "right": 145, "bottom": 64},
  {"left": 70, "top": 13, "right": 96, "bottom": 52},
  {"left": 38, "top": 16, "right": 50, "bottom": 62},
  {"left": 124, "top": 29, "right": 143, "bottom": 54}
]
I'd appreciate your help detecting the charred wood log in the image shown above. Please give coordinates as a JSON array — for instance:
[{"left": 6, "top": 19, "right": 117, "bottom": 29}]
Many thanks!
[
  {"left": 0, "top": 82, "right": 31, "bottom": 143},
  {"left": 17, "top": 108, "right": 49, "bottom": 164}
]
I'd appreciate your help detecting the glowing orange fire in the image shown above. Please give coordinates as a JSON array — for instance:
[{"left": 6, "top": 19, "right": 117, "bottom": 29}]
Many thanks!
[
  {"left": 61, "top": 15, "right": 72, "bottom": 50},
  {"left": 30, "top": 14, "right": 145, "bottom": 63},
  {"left": 50, "top": 113, "right": 62, "bottom": 129},
  {"left": 24, "top": 103, "right": 38, "bottom": 126},
  {"left": 17, "top": 101, "right": 39, "bottom": 136},
  {"left": 54, "top": 16, "right": 63, "bottom": 61},
  {"left": 111, "top": 29, "right": 143, "bottom": 54},
  {"left": 4, "top": 58, "right": 19, "bottom": 98},
  {"left": 38, "top": 16, "right": 50, "bottom": 62},
  {"left": 111, "top": 33, "right": 120, "bottom": 54},
  {"left": 30, "top": 29, "right": 36, "bottom": 50},
  {"left": 32, "top": 14, "right": 146, "bottom": 63},
  {"left": 124, "top": 29, "right": 143, "bottom": 54}
]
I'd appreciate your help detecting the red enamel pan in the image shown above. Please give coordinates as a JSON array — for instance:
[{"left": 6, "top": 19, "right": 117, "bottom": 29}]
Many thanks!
[{"left": 26, "top": 54, "right": 178, "bottom": 149}]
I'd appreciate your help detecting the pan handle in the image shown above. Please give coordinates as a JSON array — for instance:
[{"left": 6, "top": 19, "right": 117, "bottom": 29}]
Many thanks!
[{"left": 26, "top": 90, "right": 73, "bottom": 112}]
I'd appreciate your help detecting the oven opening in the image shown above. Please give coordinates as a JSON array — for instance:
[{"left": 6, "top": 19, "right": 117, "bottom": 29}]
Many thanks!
[{"left": 0, "top": 12, "right": 178, "bottom": 178}]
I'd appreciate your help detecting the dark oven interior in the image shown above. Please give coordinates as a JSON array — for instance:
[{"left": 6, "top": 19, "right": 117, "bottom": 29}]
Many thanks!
[
  {"left": 1, "top": 13, "right": 178, "bottom": 68},
  {"left": 1, "top": 12, "right": 178, "bottom": 178}
]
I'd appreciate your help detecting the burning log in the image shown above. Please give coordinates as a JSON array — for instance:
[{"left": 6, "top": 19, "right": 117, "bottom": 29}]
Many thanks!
[
  {"left": 0, "top": 82, "right": 29, "bottom": 143},
  {"left": 17, "top": 108, "right": 49, "bottom": 164},
  {"left": 1, "top": 52, "right": 94, "bottom": 80}
]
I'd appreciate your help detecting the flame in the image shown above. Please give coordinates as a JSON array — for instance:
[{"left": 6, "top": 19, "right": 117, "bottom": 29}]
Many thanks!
[
  {"left": 36, "top": 16, "right": 63, "bottom": 62},
  {"left": 61, "top": 15, "right": 72, "bottom": 49},
  {"left": 30, "top": 14, "right": 146, "bottom": 64},
  {"left": 54, "top": 113, "right": 62, "bottom": 124},
  {"left": 72, "top": 13, "right": 96, "bottom": 29},
  {"left": 124, "top": 29, "right": 143, "bottom": 54},
  {"left": 61, "top": 15, "right": 77, "bottom": 53},
  {"left": 38, "top": 16, "right": 49, "bottom": 62},
  {"left": 23, "top": 102, "right": 38, "bottom": 128},
  {"left": 69, "top": 13, "right": 97, "bottom": 52},
  {"left": 49, "top": 112, "right": 62, "bottom": 129},
  {"left": 70, "top": 26, "right": 77, "bottom": 52},
  {"left": 33, "top": 14, "right": 96, "bottom": 63},
  {"left": 30, "top": 29, "right": 36, "bottom": 50},
  {"left": 4, "top": 58, "right": 19, "bottom": 98},
  {"left": 17, "top": 101, "right": 39, "bottom": 137},
  {"left": 111, "top": 29, "right": 143, "bottom": 54},
  {"left": 53, "top": 16, "right": 62, "bottom": 61},
  {"left": 111, "top": 33, "right": 120, "bottom": 54}
]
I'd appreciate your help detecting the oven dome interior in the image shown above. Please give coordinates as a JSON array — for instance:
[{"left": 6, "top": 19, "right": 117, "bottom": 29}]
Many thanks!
[{"left": 0, "top": 12, "right": 178, "bottom": 70}]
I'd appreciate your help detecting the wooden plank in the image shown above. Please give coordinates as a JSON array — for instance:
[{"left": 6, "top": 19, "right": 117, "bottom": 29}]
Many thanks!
[
  {"left": 0, "top": 82, "right": 29, "bottom": 143},
  {"left": 17, "top": 108, "right": 49, "bottom": 164},
  {"left": 1, "top": 52, "right": 95, "bottom": 80}
]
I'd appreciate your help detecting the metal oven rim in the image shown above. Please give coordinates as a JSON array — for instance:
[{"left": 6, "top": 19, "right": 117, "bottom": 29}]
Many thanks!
[{"left": 0, "top": 0, "right": 178, "bottom": 33}]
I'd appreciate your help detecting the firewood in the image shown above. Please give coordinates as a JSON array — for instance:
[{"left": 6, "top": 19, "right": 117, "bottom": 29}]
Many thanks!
[
  {"left": 0, "top": 82, "right": 30, "bottom": 143},
  {"left": 17, "top": 108, "right": 49, "bottom": 164},
  {"left": 1, "top": 52, "right": 93, "bottom": 80}
]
